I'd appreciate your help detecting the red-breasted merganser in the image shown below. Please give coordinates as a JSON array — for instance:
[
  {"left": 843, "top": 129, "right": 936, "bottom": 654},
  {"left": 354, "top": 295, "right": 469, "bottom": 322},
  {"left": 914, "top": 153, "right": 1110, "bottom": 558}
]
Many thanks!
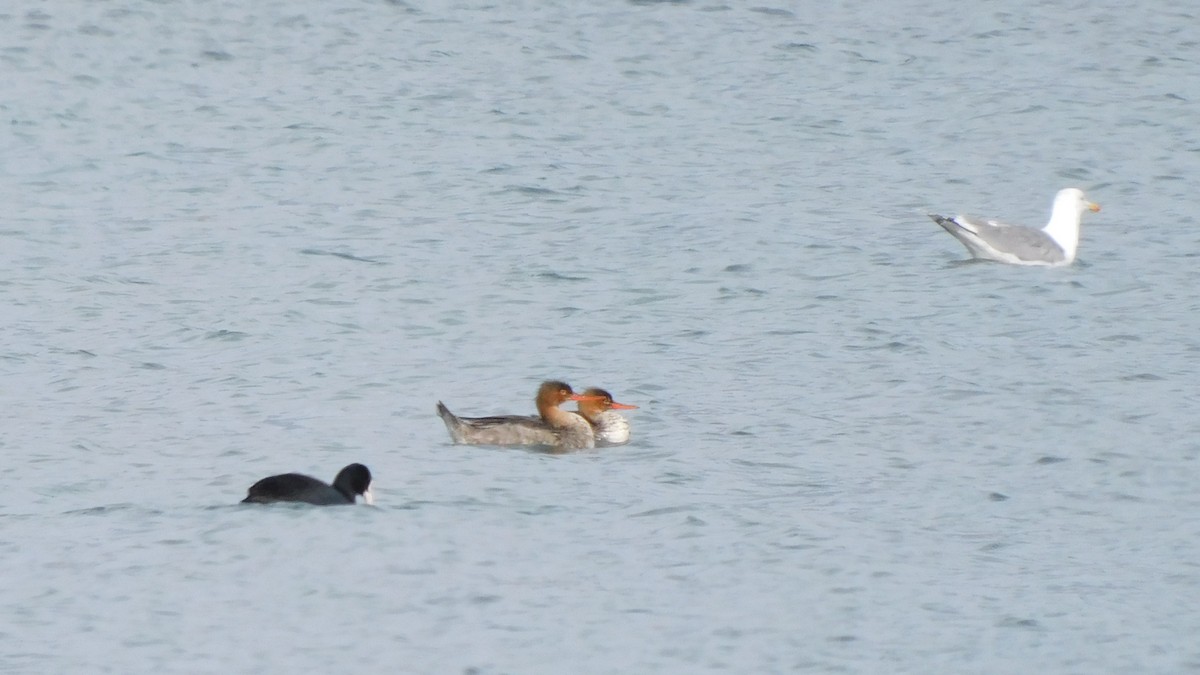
[
  {"left": 574, "top": 388, "right": 638, "bottom": 446},
  {"left": 436, "top": 380, "right": 604, "bottom": 451}
]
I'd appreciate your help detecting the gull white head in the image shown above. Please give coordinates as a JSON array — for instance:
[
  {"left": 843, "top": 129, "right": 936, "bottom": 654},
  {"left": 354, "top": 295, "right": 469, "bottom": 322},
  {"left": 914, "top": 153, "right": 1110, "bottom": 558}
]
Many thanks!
[
  {"left": 1043, "top": 188, "right": 1101, "bottom": 263},
  {"left": 1053, "top": 188, "right": 1101, "bottom": 218}
]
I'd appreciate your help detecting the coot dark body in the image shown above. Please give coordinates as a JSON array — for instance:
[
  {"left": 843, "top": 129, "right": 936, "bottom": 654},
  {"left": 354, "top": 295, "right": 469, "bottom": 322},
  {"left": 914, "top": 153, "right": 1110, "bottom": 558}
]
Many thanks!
[{"left": 242, "top": 463, "right": 373, "bottom": 505}]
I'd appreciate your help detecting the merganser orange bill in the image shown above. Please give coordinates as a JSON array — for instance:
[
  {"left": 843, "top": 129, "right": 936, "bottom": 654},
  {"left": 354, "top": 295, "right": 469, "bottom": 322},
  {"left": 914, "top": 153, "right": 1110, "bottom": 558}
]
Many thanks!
[
  {"left": 574, "top": 387, "right": 639, "bottom": 446},
  {"left": 436, "top": 380, "right": 604, "bottom": 451}
]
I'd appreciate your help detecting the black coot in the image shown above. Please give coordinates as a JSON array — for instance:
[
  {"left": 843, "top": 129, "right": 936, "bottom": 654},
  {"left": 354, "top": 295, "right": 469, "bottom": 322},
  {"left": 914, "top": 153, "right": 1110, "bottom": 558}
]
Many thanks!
[{"left": 242, "top": 463, "right": 373, "bottom": 505}]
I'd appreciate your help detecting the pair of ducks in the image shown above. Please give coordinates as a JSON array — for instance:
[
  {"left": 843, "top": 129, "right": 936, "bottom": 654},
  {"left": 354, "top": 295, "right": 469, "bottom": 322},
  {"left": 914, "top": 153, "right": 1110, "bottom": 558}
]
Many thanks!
[
  {"left": 241, "top": 380, "right": 636, "bottom": 506},
  {"left": 437, "top": 380, "right": 638, "bottom": 452}
]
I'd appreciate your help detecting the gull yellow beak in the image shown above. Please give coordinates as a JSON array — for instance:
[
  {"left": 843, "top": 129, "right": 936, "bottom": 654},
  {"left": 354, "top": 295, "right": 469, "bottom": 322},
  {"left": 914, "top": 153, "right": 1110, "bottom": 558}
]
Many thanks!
[{"left": 1088, "top": 201, "right": 1101, "bottom": 213}]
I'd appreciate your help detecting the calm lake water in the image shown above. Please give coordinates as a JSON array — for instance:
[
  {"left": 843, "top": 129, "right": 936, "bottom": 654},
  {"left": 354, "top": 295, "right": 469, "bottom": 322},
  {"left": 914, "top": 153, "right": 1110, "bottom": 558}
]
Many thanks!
[{"left": 3, "top": 0, "right": 1199, "bottom": 672}]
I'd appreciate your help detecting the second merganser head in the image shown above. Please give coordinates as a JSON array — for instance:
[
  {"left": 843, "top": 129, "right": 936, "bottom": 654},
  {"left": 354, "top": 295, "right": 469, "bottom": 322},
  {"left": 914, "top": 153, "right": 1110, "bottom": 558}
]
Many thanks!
[
  {"left": 575, "top": 388, "right": 639, "bottom": 419},
  {"left": 575, "top": 387, "right": 638, "bottom": 446}
]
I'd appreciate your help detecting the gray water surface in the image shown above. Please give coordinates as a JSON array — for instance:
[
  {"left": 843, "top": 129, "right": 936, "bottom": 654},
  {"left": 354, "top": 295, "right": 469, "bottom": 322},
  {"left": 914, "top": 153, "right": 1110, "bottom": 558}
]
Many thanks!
[{"left": 3, "top": 0, "right": 1200, "bottom": 673}]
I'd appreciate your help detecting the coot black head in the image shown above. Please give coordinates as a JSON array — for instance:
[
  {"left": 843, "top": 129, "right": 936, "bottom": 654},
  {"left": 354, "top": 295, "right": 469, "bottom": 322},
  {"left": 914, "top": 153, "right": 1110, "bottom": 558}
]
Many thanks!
[
  {"left": 330, "top": 463, "right": 373, "bottom": 503},
  {"left": 242, "top": 463, "right": 373, "bottom": 506}
]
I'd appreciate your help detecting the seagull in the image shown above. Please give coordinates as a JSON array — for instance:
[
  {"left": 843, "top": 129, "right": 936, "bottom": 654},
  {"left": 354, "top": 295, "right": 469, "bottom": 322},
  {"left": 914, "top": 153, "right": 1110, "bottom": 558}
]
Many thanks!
[{"left": 929, "top": 188, "right": 1100, "bottom": 266}]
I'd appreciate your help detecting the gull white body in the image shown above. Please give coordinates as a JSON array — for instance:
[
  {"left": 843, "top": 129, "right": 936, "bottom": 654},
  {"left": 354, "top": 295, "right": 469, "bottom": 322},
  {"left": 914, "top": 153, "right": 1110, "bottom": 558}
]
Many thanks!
[{"left": 929, "top": 188, "right": 1101, "bottom": 266}]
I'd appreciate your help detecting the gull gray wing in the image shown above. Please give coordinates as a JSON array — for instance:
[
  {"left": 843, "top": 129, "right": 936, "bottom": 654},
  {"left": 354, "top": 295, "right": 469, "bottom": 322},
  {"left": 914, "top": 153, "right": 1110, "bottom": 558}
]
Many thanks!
[{"left": 930, "top": 214, "right": 1066, "bottom": 264}]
